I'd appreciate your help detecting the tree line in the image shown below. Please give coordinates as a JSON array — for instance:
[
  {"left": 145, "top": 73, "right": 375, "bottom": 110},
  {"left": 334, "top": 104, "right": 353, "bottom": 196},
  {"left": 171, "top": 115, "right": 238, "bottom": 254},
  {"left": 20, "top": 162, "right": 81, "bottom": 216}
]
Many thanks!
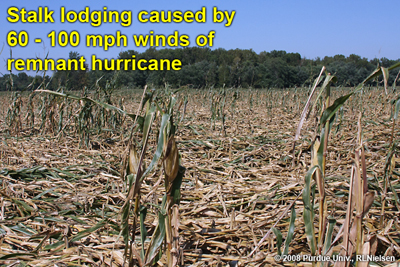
[{"left": 1, "top": 47, "right": 399, "bottom": 91}]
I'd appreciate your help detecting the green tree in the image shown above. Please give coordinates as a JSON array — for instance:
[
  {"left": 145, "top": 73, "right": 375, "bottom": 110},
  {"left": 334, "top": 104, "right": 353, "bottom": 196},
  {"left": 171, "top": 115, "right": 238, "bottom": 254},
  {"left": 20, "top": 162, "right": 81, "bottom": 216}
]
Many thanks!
[{"left": 52, "top": 51, "right": 88, "bottom": 90}]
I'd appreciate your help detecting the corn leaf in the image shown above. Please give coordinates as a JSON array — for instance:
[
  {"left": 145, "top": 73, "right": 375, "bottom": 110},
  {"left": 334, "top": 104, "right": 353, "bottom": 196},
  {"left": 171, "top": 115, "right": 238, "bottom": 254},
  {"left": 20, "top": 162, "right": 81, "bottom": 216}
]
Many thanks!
[
  {"left": 139, "top": 205, "right": 147, "bottom": 260},
  {"left": 320, "top": 94, "right": 352, "bottom": 126},
  {"left": 169, "top": 166, "right": 186, "bottom": 204},
  {"left": 295, "top": 67, "right": 325, "bottom": 141},
  {"left": 323, "top": 217, "right": 336, "bottom": 255},
  {"left": 303, "top": 165, "right": 319, "bottom": 255},
  {"left": 394, "top": 99, "right": 400, "bottom": 120},
  {"left": 283, "top": 206, "right": 296, "bottom": 255},
  {"left": 70, "top": 219, "right": 107, "bottom": 242},
  {"left": 44, "top": 240, "right": 64, "bottom": 250},
  {"left": 141, "top": 114, "right": 171, "bottom": 181},
  {"left": 0, "top": 253, "right": 36, "bottom": 260},
  {"left": 142, "top": 104, "right": 156, "bottom": 145},
  {"left": 121, "top": 196, "right": 131, "bottom": 247},
  {"left": 144, "top": 210, "right": 166, "bottom": 265},
  {"left": 272, "top": 227, "right": 282, "bottom": 256}
]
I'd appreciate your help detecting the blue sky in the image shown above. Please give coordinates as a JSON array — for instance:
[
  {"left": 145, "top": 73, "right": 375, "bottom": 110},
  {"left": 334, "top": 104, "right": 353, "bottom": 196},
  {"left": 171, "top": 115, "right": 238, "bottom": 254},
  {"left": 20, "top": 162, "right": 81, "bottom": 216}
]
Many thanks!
[{"left": 1, "top": 0, "right": 399, "bottom": 75}]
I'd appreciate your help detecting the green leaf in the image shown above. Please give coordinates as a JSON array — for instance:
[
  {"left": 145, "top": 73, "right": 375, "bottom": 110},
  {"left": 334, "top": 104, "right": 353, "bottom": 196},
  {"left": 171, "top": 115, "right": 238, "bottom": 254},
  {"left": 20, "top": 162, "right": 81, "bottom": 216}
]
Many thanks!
[
  {"left": 388, "top": 61, "right": 400, "bottom": 71},
  {"left": 272, "top": 227, "right": 282, "bottom": 256},
  {"left": 317, "top": 128, "right": 325, "bottom": 171},
  {"left": 141, "top": 114, "right": 171, "bottom": 181},
  {"left": 169, "top": 166, "right": 186, "bottom": 204},
  {"left": 121, "top": 202, "right": 131, "bottom": 247},
  {"left": 323, "top": 217, "right": 336, "bottom": 255},
  {"left": 12, "top": 199, "right": 35, "bottom": 215},
  {"left": 126, "top": 173, "right": 134, "bottom": 190},
  {"left": 9, "top": 223, "right": 37, "bottom": 236},
  {"left": 33, "top": 186, "right": 60, "bottom": 200},
  {"left": 142, "top": 104, "right": 157, "bottom": 144},
  {"left": 303, "top": 165, "right": 320, "bottom": 255},
  {"left": 70, "top": 219, "right": 107, "bottom": 242},
  {"left": 320, "top": 94, "right": 352, "bottom": 126},
  {"left": 141, "top": 89, "right": 154, "bottom": 111},
  {"left": 317, "top": 115, "right": 335, "bottom": 171},
  {"left": 144, "top": 211, "right": 166, "bottom": 264},
  {"left": 167, "top": 95, "right": 178, "bottom": 115},
  {"left": 0, "top": 253, "right": 36, "bottom": 260},
  {"left": 44, "top": 240, "right": 64, "bottom": 250},
  {"left": 394, "top": 99, "right": 400, "bottom": 120},
  {"left": 283, "top": 206, "right": 296, "bottom": 255},
  {"left": 320, "top": 62, "right": 400, "bottom": 129},
  {"left": 139, "top": 205, "right": 147, "bottom": 260}
]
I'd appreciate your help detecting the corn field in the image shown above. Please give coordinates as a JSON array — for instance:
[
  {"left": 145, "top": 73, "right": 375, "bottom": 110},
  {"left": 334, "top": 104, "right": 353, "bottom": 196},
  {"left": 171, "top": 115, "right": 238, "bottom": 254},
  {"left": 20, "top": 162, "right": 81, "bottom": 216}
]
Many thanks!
[{"left": 1, "top": 65, "right": 400, "bottom": 267}]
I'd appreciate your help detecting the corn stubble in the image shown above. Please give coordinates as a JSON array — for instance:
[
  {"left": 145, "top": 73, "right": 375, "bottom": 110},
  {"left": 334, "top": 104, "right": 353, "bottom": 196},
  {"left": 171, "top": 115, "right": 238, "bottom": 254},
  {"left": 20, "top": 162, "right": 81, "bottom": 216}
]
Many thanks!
[{"left": 0, "top": 63, "right": 400, "bottom": 266}]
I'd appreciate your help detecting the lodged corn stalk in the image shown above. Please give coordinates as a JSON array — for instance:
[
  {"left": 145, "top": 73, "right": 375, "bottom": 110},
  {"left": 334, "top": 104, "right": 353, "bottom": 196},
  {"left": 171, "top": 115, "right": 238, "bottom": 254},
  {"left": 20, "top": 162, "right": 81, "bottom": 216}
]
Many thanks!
[
  {"left": 5, "top": 92, "right": 22, "bottom": 135},
  {"left": 93, "top": 72, "right": 123, "bottom": 134},
  {"left": 36, "top": 85, "right": 185, "bottom": 266}
]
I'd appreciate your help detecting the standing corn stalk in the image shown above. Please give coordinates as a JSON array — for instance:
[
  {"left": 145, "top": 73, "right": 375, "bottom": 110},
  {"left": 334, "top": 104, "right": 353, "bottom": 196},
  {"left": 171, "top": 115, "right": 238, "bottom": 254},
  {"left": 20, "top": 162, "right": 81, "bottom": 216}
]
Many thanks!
[
  {"left": 301, "top": 63, "right": 399, "bottom": 266},
  {"left": 252, "top": 62, "right": 400, "bottom": 265},
  {"left": 121, "top": 89, "right": 186, "bottom": 267}
]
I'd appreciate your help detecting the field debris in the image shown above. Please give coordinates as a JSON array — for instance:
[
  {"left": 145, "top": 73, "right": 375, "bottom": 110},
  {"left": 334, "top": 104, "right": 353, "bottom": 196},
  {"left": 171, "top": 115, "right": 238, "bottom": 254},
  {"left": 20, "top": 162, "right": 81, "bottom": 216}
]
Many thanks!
[{"left": 1, "top": 84, "right": 400, "bottom": 266}]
